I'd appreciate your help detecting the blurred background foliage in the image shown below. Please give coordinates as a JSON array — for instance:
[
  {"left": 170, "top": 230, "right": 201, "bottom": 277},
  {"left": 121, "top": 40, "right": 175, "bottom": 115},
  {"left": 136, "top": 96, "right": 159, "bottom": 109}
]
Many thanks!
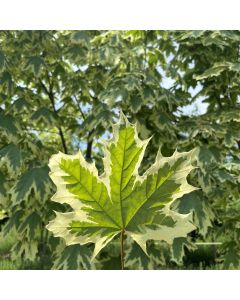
[{"left": 0, "top": 30, "right": 240, "bottom": 269}]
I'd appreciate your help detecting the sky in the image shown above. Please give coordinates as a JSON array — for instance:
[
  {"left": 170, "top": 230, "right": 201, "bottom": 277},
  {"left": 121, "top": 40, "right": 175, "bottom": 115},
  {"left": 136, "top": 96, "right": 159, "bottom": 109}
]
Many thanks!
[{"left": 161, "top": 71, "right": 208, "bottom": 116}]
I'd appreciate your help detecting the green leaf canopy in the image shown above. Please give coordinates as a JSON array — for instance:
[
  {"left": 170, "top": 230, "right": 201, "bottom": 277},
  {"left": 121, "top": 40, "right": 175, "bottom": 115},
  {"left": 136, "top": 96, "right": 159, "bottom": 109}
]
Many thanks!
[{"left": 47, "top": 114, "right": 197, "bottom": 259}]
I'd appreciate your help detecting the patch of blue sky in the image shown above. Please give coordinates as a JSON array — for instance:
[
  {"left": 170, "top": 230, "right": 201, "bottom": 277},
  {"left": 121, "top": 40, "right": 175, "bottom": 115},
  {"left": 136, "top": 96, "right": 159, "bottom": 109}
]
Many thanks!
[{"left": 159, "top": 65, "right": 208, "bottom": 116}]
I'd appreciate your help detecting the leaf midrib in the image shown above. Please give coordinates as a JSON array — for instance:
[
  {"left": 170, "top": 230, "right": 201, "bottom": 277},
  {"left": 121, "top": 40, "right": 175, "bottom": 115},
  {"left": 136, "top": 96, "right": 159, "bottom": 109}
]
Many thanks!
[{"left": 119, "top": 129, "right": 127, "bottom": 228}]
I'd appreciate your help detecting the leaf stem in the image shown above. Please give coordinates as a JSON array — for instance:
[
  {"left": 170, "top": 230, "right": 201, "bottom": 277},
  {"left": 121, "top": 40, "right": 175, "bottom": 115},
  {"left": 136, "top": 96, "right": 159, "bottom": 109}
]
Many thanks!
[{"left": 120, "top": 230, "right": 125, "bottom": 270}]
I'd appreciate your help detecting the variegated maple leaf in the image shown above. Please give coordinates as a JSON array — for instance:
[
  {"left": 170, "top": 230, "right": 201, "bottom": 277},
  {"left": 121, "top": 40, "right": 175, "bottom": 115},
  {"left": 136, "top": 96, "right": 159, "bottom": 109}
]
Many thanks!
[{"left": 47, "top": 113, "right": 197, "bottom": 260}]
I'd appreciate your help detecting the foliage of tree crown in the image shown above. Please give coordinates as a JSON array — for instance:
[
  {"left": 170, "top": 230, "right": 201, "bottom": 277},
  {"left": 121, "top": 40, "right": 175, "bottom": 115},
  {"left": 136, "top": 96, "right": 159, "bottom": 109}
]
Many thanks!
[{"left": 0, "top": 30, "right": 240, "bottom": 269}]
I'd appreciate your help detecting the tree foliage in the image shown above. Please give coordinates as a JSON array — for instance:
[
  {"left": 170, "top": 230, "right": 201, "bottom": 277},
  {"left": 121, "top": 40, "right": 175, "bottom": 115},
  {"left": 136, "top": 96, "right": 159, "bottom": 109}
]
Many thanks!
[{"left": 0, "top": 30, "right": 240, "bottom": 269}]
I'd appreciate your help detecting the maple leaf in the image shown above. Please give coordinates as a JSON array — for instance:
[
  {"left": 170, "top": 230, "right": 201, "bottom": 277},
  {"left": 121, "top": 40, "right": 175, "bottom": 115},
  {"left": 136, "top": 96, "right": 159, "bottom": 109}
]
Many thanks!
[
  {"left": 0, "top": 143, "right": 22, "bottom": 174},
  {"left": 53, "top": 244, "right": 95, "bottom": 270},
  {"left": 11, "top": 166, "right": 51, "bottom": 204},
  {"left": 46, "top": 113, "right": 197, "bottom": 260}
]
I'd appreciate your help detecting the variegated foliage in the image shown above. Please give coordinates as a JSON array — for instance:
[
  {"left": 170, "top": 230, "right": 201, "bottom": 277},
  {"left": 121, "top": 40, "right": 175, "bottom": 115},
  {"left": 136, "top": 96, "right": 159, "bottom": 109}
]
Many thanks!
[{"left": 47, "top": 114, "right": 197, "bottom": 259}]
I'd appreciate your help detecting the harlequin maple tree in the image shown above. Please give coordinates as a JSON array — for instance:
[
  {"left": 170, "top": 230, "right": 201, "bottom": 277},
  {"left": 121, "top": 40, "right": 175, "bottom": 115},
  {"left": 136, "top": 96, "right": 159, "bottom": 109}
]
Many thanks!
[{"left": 0, "top": 30, "right": 239, "bottom": 269}]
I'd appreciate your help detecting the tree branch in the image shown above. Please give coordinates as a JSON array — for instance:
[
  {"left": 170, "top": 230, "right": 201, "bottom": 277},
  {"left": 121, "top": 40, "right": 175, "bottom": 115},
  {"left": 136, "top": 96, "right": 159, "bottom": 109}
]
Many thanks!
[
  {"left": 39, "top": 79, "right": 68, "bottom": 154},
  {"left": 86, "top": 129, "right": 94, "bottom": 161},
  {"left": 73, "top": 95, "right": 86, "bottom": 120}
]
